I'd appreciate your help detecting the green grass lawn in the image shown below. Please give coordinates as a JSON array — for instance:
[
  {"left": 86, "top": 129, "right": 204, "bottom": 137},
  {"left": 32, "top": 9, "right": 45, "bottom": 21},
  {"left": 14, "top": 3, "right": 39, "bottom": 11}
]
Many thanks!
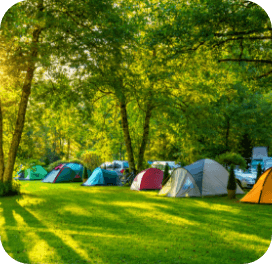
[{"left": 0, "top": 182, "right": 271, "bottom": 264}]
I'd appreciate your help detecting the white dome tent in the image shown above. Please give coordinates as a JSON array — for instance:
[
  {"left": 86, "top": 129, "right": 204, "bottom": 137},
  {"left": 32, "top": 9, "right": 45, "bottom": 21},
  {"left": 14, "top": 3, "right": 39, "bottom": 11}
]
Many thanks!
[{"left": 159, "top": 159, "right": 244, "bottom": 197}]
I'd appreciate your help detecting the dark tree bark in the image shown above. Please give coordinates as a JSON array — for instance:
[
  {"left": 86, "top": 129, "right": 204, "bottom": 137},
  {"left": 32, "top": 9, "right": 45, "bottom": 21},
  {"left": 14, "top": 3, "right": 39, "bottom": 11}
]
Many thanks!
[
  {"left": 67, "top": 138, "right": 70, "bottom": 160},
  {"left": 0, "top": 99, "right": 4, "bottom": 181},
  {"left": 137, "top": 105, "right": 152, "bottom": 172},
  {"left": 225, "top": 116, "right": 230, "bottom": 152},
  {"left": 119, "top": 98, "right": 136, "bottom": 173}
]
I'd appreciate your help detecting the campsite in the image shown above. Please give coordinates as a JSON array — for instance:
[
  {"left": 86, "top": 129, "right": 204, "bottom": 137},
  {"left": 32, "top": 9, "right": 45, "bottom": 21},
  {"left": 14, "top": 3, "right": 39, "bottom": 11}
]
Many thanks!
[{"left": 1, "top": 1, "right": 272, "bottom": 264}]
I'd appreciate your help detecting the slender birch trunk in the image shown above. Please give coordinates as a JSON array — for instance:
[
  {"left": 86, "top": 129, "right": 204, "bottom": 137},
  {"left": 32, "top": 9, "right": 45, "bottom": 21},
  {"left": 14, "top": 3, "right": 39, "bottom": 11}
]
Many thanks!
[{"left": 3, "top": 21, "right": 43, "bottom": 182}]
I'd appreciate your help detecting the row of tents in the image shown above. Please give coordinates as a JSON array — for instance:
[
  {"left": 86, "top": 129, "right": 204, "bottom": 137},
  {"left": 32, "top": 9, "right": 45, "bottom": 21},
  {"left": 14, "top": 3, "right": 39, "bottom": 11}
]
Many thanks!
[
  {"left": 15, "top": 163, "right": 92, "bottom": 183},
  {"left": 15, "top": 159, "right": 272, "bottom": 204}
]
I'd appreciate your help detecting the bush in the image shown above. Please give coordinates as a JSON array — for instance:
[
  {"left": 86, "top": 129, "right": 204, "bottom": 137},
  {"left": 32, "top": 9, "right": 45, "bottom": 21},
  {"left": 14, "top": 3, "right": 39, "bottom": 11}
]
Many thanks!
[
  {"left": 227, "top": 165, "right": 237, "bottom": 191},
  {"left": 80, "top": 151, "right": 102, "bottom": 171},
  {"left": 45, "top": 159, "right": 91, "bottom": 173},
  {"left": 216, "top": 152, "right": 247, "bottom": 170},
  {"left": 162, "top": 163, "right": 170, "bottom": 186},
  {"left": 45, "top": 160, "right": 65, "bottom": 172},
  {"left": 42, "top": 148, "right": 61, "bottom": 166},
  {"left": 82, "top": 166, "right": 88, "bottom": 179},
  {"left": 0, "top": 181, "right": 21, "bottom": 197}
]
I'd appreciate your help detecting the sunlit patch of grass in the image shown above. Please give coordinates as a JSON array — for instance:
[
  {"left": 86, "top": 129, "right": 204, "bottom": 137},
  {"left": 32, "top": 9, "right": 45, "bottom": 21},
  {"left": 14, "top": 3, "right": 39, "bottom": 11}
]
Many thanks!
[
  {"left": 39, "top": 186, "right": 48, "bottom": 189},
  {"left": 17, "top": 196, "right": 45, "bottom": 207},
  {"left": 0, "top": 181, "right": 271, "bottom": 264},
  {"left": 62, "top": 206, "right": 93, "bottom": 217},
  {"left": 194, "top": 200, "right": 241, "bottom": 213}
]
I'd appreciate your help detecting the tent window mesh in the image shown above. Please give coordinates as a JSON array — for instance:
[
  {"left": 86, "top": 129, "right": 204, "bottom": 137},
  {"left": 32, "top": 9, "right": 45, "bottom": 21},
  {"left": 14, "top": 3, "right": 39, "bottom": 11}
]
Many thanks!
[{"left": 181, "top": 177, "right": 194, "bottom": 191}]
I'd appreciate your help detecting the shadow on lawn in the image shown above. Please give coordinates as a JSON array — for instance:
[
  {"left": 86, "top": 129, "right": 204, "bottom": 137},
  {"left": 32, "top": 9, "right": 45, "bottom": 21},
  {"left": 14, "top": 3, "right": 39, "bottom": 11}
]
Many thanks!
[
  {"left": 1, "top": 195, "right": 97, "bottom": 264},
  {"left": 1, "top": 185, "right": 271, "bottom": 264}
]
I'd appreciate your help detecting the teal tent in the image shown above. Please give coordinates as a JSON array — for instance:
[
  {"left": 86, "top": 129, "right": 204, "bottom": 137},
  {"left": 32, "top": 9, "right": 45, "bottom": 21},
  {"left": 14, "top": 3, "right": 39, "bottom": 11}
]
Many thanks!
[
  {"left": 15, "top": 165, "right": 47, "bottom": 181},
  {"left": 42, "top": 163, "right": 92, "bottom": 183},
  {"left": 82, "top": 168, "right": 122, "bottom": 186}
]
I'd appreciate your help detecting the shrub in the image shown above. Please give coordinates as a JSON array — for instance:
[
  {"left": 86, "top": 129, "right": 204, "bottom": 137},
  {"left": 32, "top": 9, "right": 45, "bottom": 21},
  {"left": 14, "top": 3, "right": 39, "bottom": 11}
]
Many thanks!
[
  {"left": 162, "top": 163, "right": 170, "bottom": 185},
  {"left": 227, "top": 165, "right": 237, "bottom": 191},
  {"left": 45, "top": 158, "right": 91, "bottom": 173},
  {"left": 0, "top": 181, "right": 21, "bottom": 197},
  {"left": 80, "top": 151, "right": 102, "bottom": 171},
  {"left": 83, "top": 166, "right": 88, "bottom": 179},
  {"left": 216, "top": 152, "right": 247, "bottom": 170},
  {"left": 255, "top": 163, "right": 263, "bottom": 183},
  {"left": 42, "top": 148, "right": 61, "bottom": 166},
  {"left": 45, "top": 159, "right": 65, "bottom": 172}
]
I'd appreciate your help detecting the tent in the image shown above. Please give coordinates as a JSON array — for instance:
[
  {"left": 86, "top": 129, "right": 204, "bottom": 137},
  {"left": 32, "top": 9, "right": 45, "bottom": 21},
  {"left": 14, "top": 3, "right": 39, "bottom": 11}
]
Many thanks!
[
  {"left": 130, "top": 168, "right": 164, "bottom": 191},
  {"left": 240, "top": 167, "right": 272, "bottom": 204},
  {"left": 158, "top": 159, "right": 244, "bottom": 197},
  {"left": 15, "top": 170, "right": 25, "bottom": 180},
  {"left": 43, "top": 163, "right": 92, "bottom": 183},
  {"left": 15, "top": 165, "right": 47, "bottom": 181},
  {"left": 82, "top": 167, "right": 122, "bottom": 186},
  {"left": 65, "top": 162, "right": 86, "bottom": 182}
]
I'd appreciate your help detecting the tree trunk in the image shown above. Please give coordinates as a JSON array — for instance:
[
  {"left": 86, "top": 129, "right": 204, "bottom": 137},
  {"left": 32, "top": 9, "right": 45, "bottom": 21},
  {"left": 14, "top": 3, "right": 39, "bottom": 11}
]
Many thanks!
[
  {"left": 3, "top": 23, "right": 43, "bottom": 182},
  {"left": 225, "top": 116, "right": 230, "bottom": 152},
  {"left": 67, "top": 138, "right": 70, "bottom": 160},
  {"left": 137, "top": 105, "right": 152, "bottom": 172},
  {"left": 0, "top": 99, "right": 5, "bottom": 181},
  {"left": 119, "top": 99, "right": 136, "bottom": 173}
]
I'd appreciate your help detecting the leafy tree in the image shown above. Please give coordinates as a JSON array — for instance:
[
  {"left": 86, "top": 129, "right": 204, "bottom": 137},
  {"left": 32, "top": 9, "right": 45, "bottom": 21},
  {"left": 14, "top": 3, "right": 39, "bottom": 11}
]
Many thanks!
[
  {"left": 216, "top": 152, "right": 246, "bottom": 170},
  {"left": 80, "top": 151, "right": 102, "bottom": 171},
  {"left": 82, "top": 166, "right": 88, "bottom": 180},
  {"left": 162, "top": 163, "right": 170, "bottom": 186},
  {"left": 0, "top": 0, "right": 45, "bottom": 183}
]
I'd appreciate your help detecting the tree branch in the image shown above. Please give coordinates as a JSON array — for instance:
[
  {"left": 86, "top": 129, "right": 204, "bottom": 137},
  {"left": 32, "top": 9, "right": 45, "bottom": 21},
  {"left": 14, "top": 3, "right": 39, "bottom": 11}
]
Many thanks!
[
  {"left": 257, "top": 70, "right": 272, "bottom": 79},
  {"left": 218, "top": 59, "right": 272, "bottom": 64}
]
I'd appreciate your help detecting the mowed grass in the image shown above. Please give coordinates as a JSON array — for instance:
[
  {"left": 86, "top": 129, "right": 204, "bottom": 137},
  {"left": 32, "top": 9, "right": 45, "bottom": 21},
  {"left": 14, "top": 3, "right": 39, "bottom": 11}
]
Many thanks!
[{"left": 0, "top": 182, "right": 271, "bottom": 264}]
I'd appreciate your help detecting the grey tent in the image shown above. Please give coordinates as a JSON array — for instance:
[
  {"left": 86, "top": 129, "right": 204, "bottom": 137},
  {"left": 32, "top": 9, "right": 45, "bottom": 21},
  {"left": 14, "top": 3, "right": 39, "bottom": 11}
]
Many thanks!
[{"left": 158, "top": 159, "right": 244, "bottom": 197}]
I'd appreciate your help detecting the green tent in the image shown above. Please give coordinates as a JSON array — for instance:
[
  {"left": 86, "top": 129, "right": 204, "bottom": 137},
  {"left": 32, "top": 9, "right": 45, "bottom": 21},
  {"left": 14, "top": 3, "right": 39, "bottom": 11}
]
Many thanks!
[{"left": 15, "top": 165, "right": 47, "bottom": 181}]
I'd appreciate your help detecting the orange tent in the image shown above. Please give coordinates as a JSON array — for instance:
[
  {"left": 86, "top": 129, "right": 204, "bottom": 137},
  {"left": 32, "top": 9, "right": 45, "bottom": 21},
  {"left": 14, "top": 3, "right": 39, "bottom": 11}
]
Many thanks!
[{"left": 240, "top": 168, "right": 272, "bottom": 204}]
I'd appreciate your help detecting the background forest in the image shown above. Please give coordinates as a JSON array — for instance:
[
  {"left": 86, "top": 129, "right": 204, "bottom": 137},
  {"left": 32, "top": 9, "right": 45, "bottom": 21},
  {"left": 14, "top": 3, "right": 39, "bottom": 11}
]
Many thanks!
[{"left": 1, "top": 0, "right": 272, "bottom": 180}]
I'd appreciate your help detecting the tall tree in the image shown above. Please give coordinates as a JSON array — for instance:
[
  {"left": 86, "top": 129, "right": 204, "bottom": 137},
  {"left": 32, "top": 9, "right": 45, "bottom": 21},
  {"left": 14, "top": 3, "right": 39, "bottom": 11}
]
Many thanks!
[{"left": 0, "top": 0, "right": 45, "bottom": 182}]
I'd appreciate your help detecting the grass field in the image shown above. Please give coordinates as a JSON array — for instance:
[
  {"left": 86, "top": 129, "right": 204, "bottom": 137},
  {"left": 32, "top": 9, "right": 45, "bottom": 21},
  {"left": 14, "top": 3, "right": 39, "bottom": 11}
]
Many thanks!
[{"left": 0, "top": 181, "right": 271, "bottom": 264}]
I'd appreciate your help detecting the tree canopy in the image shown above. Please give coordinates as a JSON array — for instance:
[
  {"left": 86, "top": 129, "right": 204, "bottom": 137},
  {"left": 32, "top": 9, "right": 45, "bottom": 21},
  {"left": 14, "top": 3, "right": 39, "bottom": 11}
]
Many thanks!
[{"left": 0, "top": 0, "right": 272, "bottom": 182}]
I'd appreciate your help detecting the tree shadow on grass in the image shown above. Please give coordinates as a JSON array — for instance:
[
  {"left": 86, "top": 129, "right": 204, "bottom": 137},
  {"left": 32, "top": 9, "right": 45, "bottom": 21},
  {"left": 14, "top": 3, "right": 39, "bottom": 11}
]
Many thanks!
[
  {"left": 0, "top": 195, "right": 99, "bottom": 264},
  {"left": 2, "top": 184, "right": 270, "bottom": 264}
]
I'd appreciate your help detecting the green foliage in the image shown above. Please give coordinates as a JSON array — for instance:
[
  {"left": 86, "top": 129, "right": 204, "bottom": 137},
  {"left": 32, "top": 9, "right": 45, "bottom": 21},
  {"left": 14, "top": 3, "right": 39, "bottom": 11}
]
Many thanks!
[
  {"left": 227, "top": 165, "right": 237, "bottom": 191},
  {"left": 2, "top": 0, "right": 272, "bottom": 180},
  {"left": 80, "top": 151, "right": 102, "bottom": 171},
  {"left": 216, "top": 152, "right": 247, "bottom": 170},
  {"left": 69, "top": 159, "right": 85, "bottom": 166},
  {"left": 45, "top": 160, "right": 65, "bottom": 172},
  {"left": 0, "top": 181, "right": 21, "bottom": 197},
  {"left": 255, "top": 163, "right": 263, "bottom": 183},
  {"left": 162, "top": 163, "right": 170, "bottom": 186},
  {"left": 42, "top": 148, "right": 61, "bottom": 166},
  {"left": 82, "top": 166, "right": 88, "bottom": 180}
]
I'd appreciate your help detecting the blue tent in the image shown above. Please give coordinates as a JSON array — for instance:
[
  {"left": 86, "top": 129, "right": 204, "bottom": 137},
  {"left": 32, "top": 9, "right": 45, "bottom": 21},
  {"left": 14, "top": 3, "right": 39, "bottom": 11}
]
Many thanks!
[{"left": 82, "top": 168, "right": 122, "bottom": 186}]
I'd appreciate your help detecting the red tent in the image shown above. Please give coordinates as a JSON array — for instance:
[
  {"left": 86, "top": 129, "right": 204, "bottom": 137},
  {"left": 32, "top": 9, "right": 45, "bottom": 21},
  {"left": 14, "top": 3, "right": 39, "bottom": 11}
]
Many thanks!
[{"left": 130, "top": 168, "right": 164, "bottom": 191}]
